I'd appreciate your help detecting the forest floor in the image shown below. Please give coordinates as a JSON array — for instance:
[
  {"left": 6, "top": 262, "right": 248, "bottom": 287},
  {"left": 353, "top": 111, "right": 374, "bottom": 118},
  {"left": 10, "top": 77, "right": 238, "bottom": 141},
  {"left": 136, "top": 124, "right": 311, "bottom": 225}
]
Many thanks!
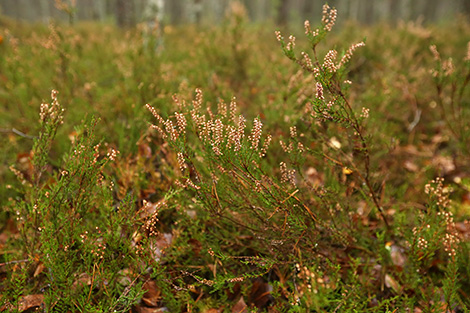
[{"left": 1, "top": 6, "right": 470, "bottom": 313}]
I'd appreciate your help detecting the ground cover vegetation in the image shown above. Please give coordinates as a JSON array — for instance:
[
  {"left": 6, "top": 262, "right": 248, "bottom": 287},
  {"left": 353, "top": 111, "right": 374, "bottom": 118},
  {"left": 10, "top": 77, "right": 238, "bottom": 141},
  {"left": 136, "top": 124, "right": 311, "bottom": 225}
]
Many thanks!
[{"left": 1, "top": 2, "right": 470, "bottom": 312}]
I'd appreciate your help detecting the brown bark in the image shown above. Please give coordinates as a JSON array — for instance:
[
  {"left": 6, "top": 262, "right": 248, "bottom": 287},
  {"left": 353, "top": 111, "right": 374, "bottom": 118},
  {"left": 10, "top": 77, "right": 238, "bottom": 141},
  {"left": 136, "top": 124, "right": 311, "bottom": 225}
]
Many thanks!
[
  {"left": 462, "top": 0, "right": 470, "bottom": 17},
  {"left": 277, "top": 0, "right": 289, "bottom": 25},
  {"left": 116, "top": 0, "right": 134, "bottom": 27}
]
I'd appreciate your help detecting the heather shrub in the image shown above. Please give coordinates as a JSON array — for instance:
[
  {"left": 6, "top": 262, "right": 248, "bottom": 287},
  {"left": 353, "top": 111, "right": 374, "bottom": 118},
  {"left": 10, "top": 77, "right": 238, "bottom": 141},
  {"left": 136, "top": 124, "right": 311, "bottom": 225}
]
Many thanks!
[
  {"left": 143, "top": 5, "right": 470, "bottom": 311},
  {"left": 429, "top": 41, "right": 470, "bottom": 154},
  {"left": 2, "top": 92, "right": 152, "bottom": 311}
]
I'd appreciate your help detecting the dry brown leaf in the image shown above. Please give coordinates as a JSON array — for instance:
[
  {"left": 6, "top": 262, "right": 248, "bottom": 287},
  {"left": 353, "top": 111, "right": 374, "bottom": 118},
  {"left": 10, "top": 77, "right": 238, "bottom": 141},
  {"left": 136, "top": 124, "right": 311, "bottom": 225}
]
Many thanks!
[
  {"left": 389, "top": 244, "right": 406, "bottom": 268},
  {"left": 17, "top": 294, "right": 44, "bottom": 312},
  {"left": 72, "top": 272, "right": 92, "bottom": 289},
  {"left": 455, "top": 221, "right": 470, "bottom": 239},
  {"left": 16, "top": 152, "right": 33, "bottom": 175},
  {"left": 138, "top": 143, "right": 152, "bottom": 158},
  {"left": 33, "top": 263, "right": 45, "bottom": 277},
  {"left": 432, "top": 155, "right": 455, "bottom": 175},
  {"left": 150, "top": 232, "right": 173, "bottom": 262},
  {"left": 305, "top": 166, "right": 323, "bottom": 187},
  {"left": 117, "top": 268, "right": 133, "bottom": 286},
  {"left": 232, "top": 296, "right": 248, "bottom": 313},
  {"left": 188, "top": 238, "right": 202, "bottom": 256},
  {"left": 431, "top": 133, "right": 449, "bottom": 145},
  {"left": 385, "top": 274, "right": 401, "bottom": 293},
  {"left": 142, "top": 280, "right": 161, "bottom": 307},
  {"left": 248, "top": 278, "right": 271, "bottom": 309},
  {"left": 404, "top": 160, "right": 419, "bottom": 172}
]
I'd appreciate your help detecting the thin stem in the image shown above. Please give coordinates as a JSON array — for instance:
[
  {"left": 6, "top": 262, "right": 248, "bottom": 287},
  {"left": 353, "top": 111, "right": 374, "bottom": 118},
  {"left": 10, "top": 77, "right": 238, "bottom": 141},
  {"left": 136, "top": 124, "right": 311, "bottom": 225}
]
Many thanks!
[{"left": 309, "top": 47, "right": 388, "bottom": 227}]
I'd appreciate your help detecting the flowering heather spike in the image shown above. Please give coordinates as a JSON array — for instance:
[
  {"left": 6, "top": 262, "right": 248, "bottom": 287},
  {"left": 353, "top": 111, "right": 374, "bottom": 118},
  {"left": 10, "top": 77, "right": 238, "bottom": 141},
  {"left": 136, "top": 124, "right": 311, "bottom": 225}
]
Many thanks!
[
  {"left": 254, "top": 180, "right": 262, "bottom": 192},
  {"left": 280, "top": 162, "right": 296, "bottom": 187},
  {"left": 290, "top": 126, "right": 297, "bottom": 138},
  {"left": 322, "top": 4, "right": 337, "bottom": 32},
  {"left": 337, "top": 42, "right": 365, "bottom": 69},
  {"left": 425, "top": 177, "right": 450, "bottom": 208},
  {"left": 259, "top": 134, "right": 272, "bottom": 158},
  {"left": 280, "top": 162, "right": 287, "bottom": 183},
  {"left": 279, "top": 140, "right": 293, "bottom": 153},
  {"left": 323, "top": 50, "right": 338, "bottom": 73},
  {"left": 249, "top": 117, "right": 263, "bottom": 150},
  {"left": 146, "top": 104, "right": 165, "bottom": 125},
  {"left": 172, "top": 94, "right": 182, "bottom": 110},
  {"left": 429, "top": 45, "right": 440, "bottom": 61},
  {"left": 39, "top": 103, "right": 48, "bottom": 121},
  {"left": 92, "top": 144, "right": 101, "bottom": 165},
  {"left": 185, "top": 178, "right": 200, "bottom": 190},
  {"left": 40, "top": 89, "right": 64, "bottom": 124},
  {"left": 174, "top": 179, "right": 187, "bottom": 189},
  {"left": 229, "top": 97, "right": 237, "bottom": 122},
  {"left": 301, "top": 52, "right": 313, "bottom": 69},
  {"left": 442, "top": 58, "right": 455, "bottom": 76},
  {"left": 51, "top": 89, "right": 58, "bottom": 100},
  {"left": 304, "top": 20, "right": 311, "bottom": 34},
  {"left": 164, "top": 119, "right": 178, "bottom": 141},
  {"left": 361, "top": 107, "right": 370, "bottom": 118},
  {"left": 235, "top": 115, "right": 246, "bottom": 152},
  {"left": 191, "top": 109, "right": 205, "bottom": 129},
  {"left": 106, "top": 148, "right": 120, "bottom": 161},
  {"left": 321, "top": 4, "right": 330, "bottom": 24},
  {"left": 315, "top": 82, "right": 324, "bottom": 100},
  {"left": 217, "top": 98, "right": 227, "bottom": 117},
  {"left": 9, "top": 166, "right": 27, "bottom": 185},
  {"left": 207, "top": 106, "right": 214, "bottom": 121},
  {"left": 211, "top": 119, "right": 224, "bottom": 156},
  {"left": 193, "top": 88, "right": 203, "bottom": 111},
  {"left": 200, "top": 120, "right": 211, "bottom": 143},
  {"left": 175, "top": 112, "right": 187, "bottom": 135},
  {"left": 275, "top": 30, "right": 282, "bottom": 42},
  {"left": 312, "top": 67, "right": 320, "bottom": 78},
  {"left": 287, "top": 35, "right": 296, "bottom": 51},
  {"left": 177, "top": 152, "right": 187, "bottom": 173}
]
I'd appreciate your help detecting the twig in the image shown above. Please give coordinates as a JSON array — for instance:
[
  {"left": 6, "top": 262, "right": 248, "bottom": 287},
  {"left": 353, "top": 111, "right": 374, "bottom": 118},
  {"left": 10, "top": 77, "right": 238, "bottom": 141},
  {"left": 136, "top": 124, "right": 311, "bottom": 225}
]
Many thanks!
[
  {"left": 0, "top": 259, "right": 29, "bottom": 267},
  {"left": 109, "top": 273, "right": 143, "bottom": 312},
  {"left": 0, "top": 128, "right": 36, "bottom": 139},
  {"left": 407, "top": 108, "right": 422, "bottom": 132}
]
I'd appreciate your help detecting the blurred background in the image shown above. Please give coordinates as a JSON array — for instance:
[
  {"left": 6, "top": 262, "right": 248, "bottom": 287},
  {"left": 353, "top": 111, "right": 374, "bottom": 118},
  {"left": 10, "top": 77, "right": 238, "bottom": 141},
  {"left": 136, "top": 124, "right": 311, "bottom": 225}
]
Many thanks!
[{"left": 1, "top": 0, "right": 469, "bottom": 27}]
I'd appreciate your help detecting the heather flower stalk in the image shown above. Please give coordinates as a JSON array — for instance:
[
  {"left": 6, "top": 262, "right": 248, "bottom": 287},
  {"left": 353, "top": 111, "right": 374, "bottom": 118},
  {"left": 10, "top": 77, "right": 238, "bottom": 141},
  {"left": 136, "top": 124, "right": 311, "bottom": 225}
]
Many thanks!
[
  {"left": 322, "top": 4, "right": 337, "bottom": 32},
  {"left": 32, "top": 90, "right": 65, "bottom": 184},
  {"left": 429, "top": 42, "right": 470, "bottom": 153},
  {"left": 337, "top": 42, "right": 365, "bottom": 69},
  {"left": 323, "top": 50, "right": 338, "bottom": 73},
  {"left": 146, "top": 89, "right": 273, "bottom": 199},
  {"left": 275, "top": 5, "right": 387, "bottom": 227}
]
